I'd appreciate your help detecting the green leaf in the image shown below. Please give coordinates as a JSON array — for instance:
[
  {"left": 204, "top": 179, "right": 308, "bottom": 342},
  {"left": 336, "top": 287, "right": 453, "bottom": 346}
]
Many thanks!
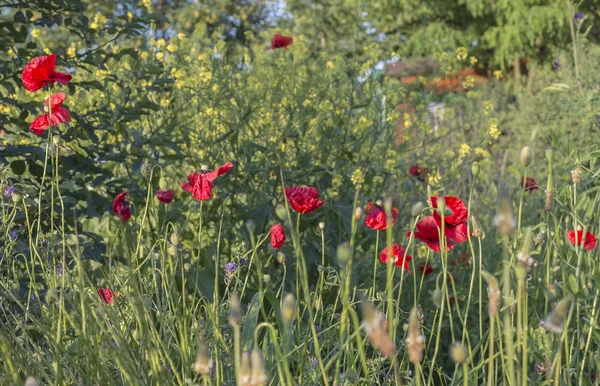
[
  {"left": 241, "top": 292, "right": 262, "bottom": 351},
  {"left": 145, "top": 13, "right": 170, "bottom": 24},
  {"left": 10, "top": 160, "right": 26, "bottom": 175},
  {"left": 263, "top": 292, "right": 284, "bottom": 333},
  {"left": 543, "top": 83, "right": 571, "bottom": 92}
]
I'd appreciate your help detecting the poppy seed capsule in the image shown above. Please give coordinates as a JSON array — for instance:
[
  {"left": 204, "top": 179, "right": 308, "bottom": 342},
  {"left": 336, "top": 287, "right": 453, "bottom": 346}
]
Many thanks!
[
  {"left": 318, "top": 221, "right": 325, "bottom": 231},
  {"left": 471, "top": 161, "right": 481, "bottom": 177},
  {"left": 354, "top": 207, "right": 364, "bottom": 220},
  {"left": 141, "top": 163, "right": 152, "bottom": 179},
  {"left": 520, "top": 146, "right": 532, "bottom": 167},
  {"left": 276, "top": 252, "right": 285, "bottom": 264},
  {"left": 11, "top": 193, "right": 21, "bottom": 203},
  {"left": 336, "top": 242, "right": 353, "bottom": 263}
]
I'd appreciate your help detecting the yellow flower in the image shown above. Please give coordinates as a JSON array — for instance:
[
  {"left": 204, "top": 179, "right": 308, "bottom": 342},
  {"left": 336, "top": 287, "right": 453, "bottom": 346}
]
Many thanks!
[
  {"left": 143, "top": 0, "right": 152, "bottom": 10},
  {"left": 31, "top": 29, "right": 41, "bottom": 39},
  {"left": 493, "top": 70, "right": 503, "bottom": 80},
  {"left": 140, "top": 51, "right": 149, "bottom": 60},
  {"left": 456, "top": 47, "right": 468, "bottom": 61},
  {"left": 428, "top": 170, "right": 441, "bottom": 186},
  {"left": 462, "top": 75, "right": 475, "bottom": 89},
  {"left": 326, "top": 61, "right": 334, "bottom": 69},
  {"left": 156, "top": 39, "right": 166, "bottom": 48},
  {"left": 127, "top": 11, "right": 134, "bottom": 21},
  {"left": 489, "top": 119, "right": 501, "bottom": 139},
  {"left": 475, "top": 147, "right": 490, "bottom": 159},
  {"left": 43, "top": 47, "right": 52, "bottom": 55},
  {"left": 459, "top": 143, "right": 471, "bottom": 158},
  {"left": 156, "top": 51, "right": 164, "bottom": 61},
  {"left": 177, "top": 32, "right": 186, "bottom": 40},
  {"left": 167, "top": 43, "right": 177, "bottom": 53},
  {"left": 350, "top": 169, "right": 364, "bottom": 186},
  {"left": 7, "top": 48, "right": 14, "bottom": 56},
  {"left": 469, "top": 56, "right": 478, "bottom": 66}
]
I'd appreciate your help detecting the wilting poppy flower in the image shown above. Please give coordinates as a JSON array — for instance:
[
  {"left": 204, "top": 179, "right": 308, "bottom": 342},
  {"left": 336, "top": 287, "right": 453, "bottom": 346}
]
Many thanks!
[
  {"left": 22, "top": 54, "right": 72, "bottom": 92},
  {"left": 270, "top": 224, "right": 286, "bottom": 249},
  {"left": 567, "top": 229, "right": 598, "bottom": 251},
  {"left": 407, "top": 216, "right": 456, "bottom": 252},
  {"left": 181, "top": 162, "right": 233, "bottom": 201},
  {"left": 379, "top": 244, "right": 413, "bottom": 272},
  {"left": 431, "top": 196, "right": 469, "bottom": 243},
  {"left": 97, "top": 288, "right": 116, "bottom": 305},
  {"left": 29, "top": 92, "right": 71, "bottom": 135},
  {"left": 156, "top": 189, "right": 174, "bottom": 204},
  {"left": 521, "top": 177, "right": 538, "bottom": 193},
  {"left": 269, "top": 34, "right": 293, "bottom": 50},
  {"left": 418, "top": 262, "right": 434, "bottom": 275},
  {"left": 364, "top": 201, "right": 399, "bottom": 231},
  {"left": 112, "top": 191, "right": 131, "bottom": 222},
  {"left": 285, "top": 186, "right": 326, "bottom": 214}
]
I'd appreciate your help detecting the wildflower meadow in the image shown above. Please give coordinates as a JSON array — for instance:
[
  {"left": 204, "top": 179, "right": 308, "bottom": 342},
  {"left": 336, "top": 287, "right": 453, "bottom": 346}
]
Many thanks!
[{"left": 2, "top": 0, "right": 600, "bottom": 385}]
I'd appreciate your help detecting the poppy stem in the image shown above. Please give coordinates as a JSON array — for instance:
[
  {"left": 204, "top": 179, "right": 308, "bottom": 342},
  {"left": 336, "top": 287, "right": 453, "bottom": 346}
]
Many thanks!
[
  {"left": 372, "top": 230, "right": 379, "bottom": 298},
  {"left": 35, "top": 89, "right": 54, "bottom": 245}
]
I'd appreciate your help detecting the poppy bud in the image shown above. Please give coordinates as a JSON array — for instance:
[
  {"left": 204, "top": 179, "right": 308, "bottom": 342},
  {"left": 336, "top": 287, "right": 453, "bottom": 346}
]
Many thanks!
[
  {"left": 141, "top": 163, "right": 152, "bottom": 179},
  {"left": 52, "top": 135, "right": 60, "bottom": 146},
  {"left": 411, "top": 202, "right": 424, "bottom": 217},
  {"left": 193, "top": 336, "right": 213, "bottom": 375},
  {"left": 275, "top": 204, "right": 287, "bottom": 220},
  {"left": 318, "top": 221, "right": 325, "bottom": 231},
  {"left": 167, "top": 244, "right": 178, "bottom": 257},
  {"left": 25, "top": 377, "right": 39, "bottom": 386},
  {"left": 250, "top": 350, "right": 269, "bottom": 386},
  {"left": 229, "top": 292, "right": 243, "bottom": 326},
  {"left": 245, "top": 219, "right": 256, "bottom": 234},
  {"left": 336, "top": 242, "right": 353, "bottom": 263},
  {"left": 170, "top": 232, "right": 180, "bottom": 246},
  {"left": 159, "top": 177, "right": 168, "bottom": 191},
  {"left": 282, "top": 293, "right": 296, "bottom": 324},
  {"left": 545, "top": 148, "right": 553, "bottom": 163},
  {"left": 11, "top": 193, "right": 21, "bottom": 203},
  {"left": 450, "top": 343, "right": 469, "bottom": 364},
  {"left": 276, "top": 252, "right": 286, "bottom": 264},
  {"left": 263, "top": 274, "right": 271, "bottom": 284},
  {"left": 471, "top": 162, "right": 481, "bottom": 177},
  {"left": 354, "top": 207, "right": 364, "bottom": 220},
  {"left": 184, "top": 262, "right": 191, "bottom": 271},
  {"left": 520, "top": 146, "right": 532, "bottom": 167},
  {"left": 240, "top": 352, "right": 251, "bottom": 385}
]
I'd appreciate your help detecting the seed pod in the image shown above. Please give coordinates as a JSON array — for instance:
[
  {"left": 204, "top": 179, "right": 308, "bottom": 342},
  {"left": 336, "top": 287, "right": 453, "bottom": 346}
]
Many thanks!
[
  {"left": 141, "top": 163, "right": 152, "bottom": 179},
  {"left": 520, "top": 146, "right": 532, "bottom": 167},
  {"left": 229, "top": 292, "right": 243, "bottom": 326},
  {"left": 250, "top": 349, "right": 268, "bottom": 386},
  {"left": 239, "top": 351, "right": 251, "bottom": 386},
  {"left": 411, "top": 202, "right": 425, "bottom": 217},
  {"left": 193, "top": 336, "right": 213, "bottom": 375},
  {"left": 276, "top": 252, "right": 286, "bottom": 264},
  {"left": 354, "top": 207, "right": 364, "bottom": 220},
  {"left": 481, "top": 271, "right": 500, "bottom": 316},
  {"left": 406, "top": 307, "right": 425, "bottom": 364},
  {"left": 472, "top": 161, "right": 481, "bottom": 177},
  {"left": 450, "top": 343, "right": 469, "bottom": 364},
  {"left": 281, "top": 293, "right": 296, "bottom": 325},
  {"left": 336, "top": 242, "right": 353, "bottom": 264}
]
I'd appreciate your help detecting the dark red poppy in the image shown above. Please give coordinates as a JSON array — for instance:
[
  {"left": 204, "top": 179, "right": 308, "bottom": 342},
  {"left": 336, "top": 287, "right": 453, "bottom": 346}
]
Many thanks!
[
  {"left": 22, "top": 54, "right": 72, "bottom": 92},
  {"left": 418, "top": 262, "right": 434, "bottom": 275},
  {"left": 181, "top": 162, "right": 233, "bottom": 201},
  {"left": 97, "top": 288, "right": 116, "bottom": 305},
  {"left": 567, "top": 229, "right": 598, "bottom": 251},
  {"left": 112, "top": 191, "right": 131, "bottom": 222},
  {"left": 431, "top": 196, "right": 469, "bottom": 243},
  {"left": 379, "top": 244, "right": 413, "bottom": 272},
  {"left": 591, "top": 372, "right": 596, "bottom": 383},
  {"left": 364, "top": 201, "right": 399, "bottom": 231},
  {"left": 156, "top": 189, "right": 174, "bottom": 204},
  {"left": 29, "top": 92, "right": 71, "bottom": 135},
  {"left": 521, "top": 177, "right": 538, "bottom": 193},
  {"left": 407, "top": 216, "right": 456, "bottom": 252},
  {"left": 285, "top": 186, "right": 326, "bottom": 214},
  {"left": 270, "top": 224, "right": 286, "bottom": 249},
  {"left": 269, "top": 34, "right": 293, "bottom": 50}
]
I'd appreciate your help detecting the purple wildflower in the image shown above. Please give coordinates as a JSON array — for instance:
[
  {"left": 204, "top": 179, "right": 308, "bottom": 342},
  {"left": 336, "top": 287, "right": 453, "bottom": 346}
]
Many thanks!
[
  {"left": 536, "top": 362, "right": 547, "bottom": 373},
  {"left": 239, "top": 258, "right": 248, "bottom": 266},
  {"left": 574, "top": 11, "right": 584, "bottom": 24},
  {"left": 314, "top": 324, "right": 321, "bottom": 333},
  {"left": 310, "top": 357, "right": 318, "bottom": 366},
  {"left": 553, "top": 58, "right": 560, "bottom": 72},
  {"left": 225, "top": 262, "right": 237, "bottom": 283},
  {"left": 8, "top": 231, "right": 17, "bottom": 239},
  {"left": 3, "top": 186, "right": 14, "bottom": 198},
  {"left": 56, "top": 264, "right": 63, "bottom": 278}
]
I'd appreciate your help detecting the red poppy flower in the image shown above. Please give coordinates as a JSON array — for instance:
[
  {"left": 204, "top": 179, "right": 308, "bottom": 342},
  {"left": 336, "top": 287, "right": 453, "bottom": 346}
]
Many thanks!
[
  {"left": 97, "top": 288, "right": 116, "bottom": 305},
  {"left": 22, "top": 54, "right": 72, "bottom": 92},
  {"left": 379, "top": 244, "right": 413, "bottom": 272},
  {"left": 112, "top": 191, "right": 131, "bottom": 222},
  {"left": 521, "top": 177, "right": 538, "bottom": 193},
  {"left": 156, "top": 189, "right": 174, "bottom": 204},
  {"left": 567, "top": 229, "right": 598, "bottom": 251},
  {"left": 407, "top": 216, "right": 456, "bottom": 252},
  {"left": 29, "top": 92, "right": 71, "bottom": 135},
  {"left": 431, "top": 196, "right": 469, "bottom": 243},
  {"left": 269, "top": 34, "right": 293, "bottom": 50},
  {"left": 418, "top": 262, "right": 434, "bottom": 275},
  {"left": 270, "top": 224, "right": 286, "bottom": 249},
  {"left": 285, "top": 186, "right": 326, "bottom": 214},
  {"left": 181, "top": 162, "right": 234, "bottom": 201},
  {"left": 409, "top": 165, "right": 422, "bottom": 176},
  {"left": 364, "top": 201, "right": 399, "bottom": 231}
]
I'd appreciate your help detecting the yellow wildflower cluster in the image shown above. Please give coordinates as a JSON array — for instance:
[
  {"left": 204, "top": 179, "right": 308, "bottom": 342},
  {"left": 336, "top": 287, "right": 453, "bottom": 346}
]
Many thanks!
[
  {"left": 351, "top": 169, "right": 364, "bottom": 187},
  {"left": 31, "top": 29, "right": 41, "bottom": 39},
  {"left": 488, "top": 118, "right": 501, "bottom": 139},
  {"left": 469, "top": 56, "right": 478, "bottom": 66},
  {"left": 458, "top": 143, "right": 471, "bottom": 158},
  {"left": 90, "top": 13, "right": 108, "bottom": 30},
  {"left": 456, "top": 47, "right": 468, "bottom": 61},
  {"left": 483, "top": 100, "right": 493, "bottom": 115}
]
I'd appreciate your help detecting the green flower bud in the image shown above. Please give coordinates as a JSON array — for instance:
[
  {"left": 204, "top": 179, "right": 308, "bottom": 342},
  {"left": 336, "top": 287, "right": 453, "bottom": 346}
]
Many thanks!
[
  {"left": 411, "top": 202, "right": 425, "bottom": 217},
  {"left": 450, "top": 343, "right": 469, "bottom": 364},
  {"left": 159, "top": 177, "right": 168, "bottom": 191},
  {"left": 245, "top": 219, "right": 256, "bottom": 234},
  {"left": 11, "top": 193, "right": 21, "bottom": 203},
  {"left": 471, "top": 161, "right": 481, "bottom": 177},
  {"left": 521, "top": 146, "right": 532, "bottom": 167},
  {"left": 275, "top": 204, "right": 287, "bottom": 220},
  {"left": 432, "top": 288, "right": 443, "bottom": 308},
  {"left": 141, "top": 163, "right": 152, "bottom": 179},
  {"left": 336, "top": 242, "right": 353, "bottom": 263}
]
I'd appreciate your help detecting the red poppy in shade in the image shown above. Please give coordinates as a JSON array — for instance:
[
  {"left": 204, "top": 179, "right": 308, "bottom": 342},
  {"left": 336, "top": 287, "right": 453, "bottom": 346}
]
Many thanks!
[
  {"left": 567, "top": 230, "right": 598, "bottom": 251},
  {"left": 181, "top": 162, "right": 234, "bottom": 201},
  {"left": 22, "top": 54, "right": 72, "bottom": 92},
  {"left": 379, "top": 244, "right": 413, "bottom": 272},
  {"left": 269, "top": 34, "right": 293, "bottom": 50},
  {"left": 284, "top": 186, "right": 326, "bottom": 214},
  {"left": 431, "top": 196, "right": 469, "bottom": 243},
  {"left": 407, "top": 216, "right": 456, "bottom": 252},
  {"left": 364, "top": 201, "right": 399, "bottom": 231},
  {"left": 29, "top": 92, "right": 71, "bottom": 135},
  {"left": 418, "top": 262, "right": 434, "bottom": 275},
  {"left": 521, "top": 177, "right": 538, "bottom": 193},
  {"left": 112, "top": 191, "right": 131, "bottom": 222},
  {"left": 156, "top": 189, "right": 174, "bottom": 203},
  {"left": 97, "top": 288, "right": 116, "bottom": 305},
  {"left": 270, "top": 224, "right": 286, "bottom": 249}
]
